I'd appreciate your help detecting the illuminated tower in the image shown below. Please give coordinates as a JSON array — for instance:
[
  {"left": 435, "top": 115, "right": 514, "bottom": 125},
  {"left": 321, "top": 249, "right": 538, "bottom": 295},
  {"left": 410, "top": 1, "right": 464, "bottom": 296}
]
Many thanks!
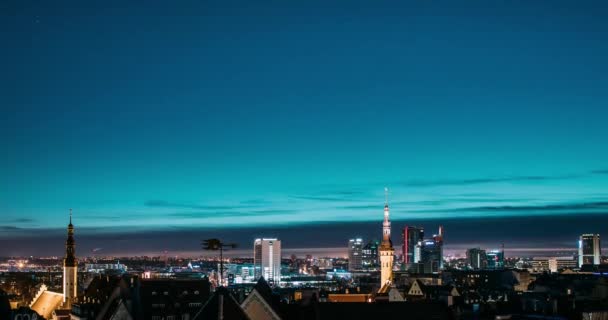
[
  {"left": 379, "top": 188, "right": 394, "bottom": 288},
  {"left": 579, "top": 234, "right": 601, "bottom": 267},
  {"left": 402, "top": 226, "right": 424, "bottom": 268},
  {"left": 63, "top": 209, "right": 77, "bottom": 308},
  {"left": 253, "top": 238, "right": 281, "bottom": 285}
]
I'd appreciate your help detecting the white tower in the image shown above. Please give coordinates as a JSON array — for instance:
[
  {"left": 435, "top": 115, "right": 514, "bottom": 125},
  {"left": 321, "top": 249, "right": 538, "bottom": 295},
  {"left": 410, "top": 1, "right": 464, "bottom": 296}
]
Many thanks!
[
  {"left": 63, "top": 209, "right": 78, "bottom": 308},
  {"left": 253, "top": 238, "right": 281, "bottom": 285},
  {"left": 379, "top": 188, "right": 394, "bottom": 288}
]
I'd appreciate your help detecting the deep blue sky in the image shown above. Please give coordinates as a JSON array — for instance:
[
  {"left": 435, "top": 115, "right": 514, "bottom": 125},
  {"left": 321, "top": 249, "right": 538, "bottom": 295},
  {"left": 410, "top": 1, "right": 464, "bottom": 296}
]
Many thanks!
[{"left": 1, "top": 0, "right": 608, "bottom": 256}]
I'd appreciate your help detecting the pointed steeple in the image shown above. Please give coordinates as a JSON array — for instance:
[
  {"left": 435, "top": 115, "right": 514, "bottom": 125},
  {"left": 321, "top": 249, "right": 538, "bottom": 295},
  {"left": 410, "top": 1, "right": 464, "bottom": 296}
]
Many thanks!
[
  {"left": 382, "top": 188, "right": 392, "bottom": 247},
  {"left": 64, "top": 209, "right": 76, "bottom": 267},
  {"left": 63, "top": 208, "right": 78, "bottom": 309},
  {"left": 384, "top": 187, "right": 388, "bottom": 207},
  {"left": 379, "top": 188, "right": 395, "bottom": 291}
]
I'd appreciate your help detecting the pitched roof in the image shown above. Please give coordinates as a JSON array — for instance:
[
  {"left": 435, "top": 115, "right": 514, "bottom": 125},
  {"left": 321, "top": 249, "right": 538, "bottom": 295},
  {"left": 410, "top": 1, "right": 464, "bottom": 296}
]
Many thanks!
[
  {"left": 252, "top": 277, "right": 282, "bottom": 312},
  {"left": 193, "top": 287, "right": 250, "bottom": 320},
  {"left": 30, "top": 290, "right": 64, "bottom": 320}
]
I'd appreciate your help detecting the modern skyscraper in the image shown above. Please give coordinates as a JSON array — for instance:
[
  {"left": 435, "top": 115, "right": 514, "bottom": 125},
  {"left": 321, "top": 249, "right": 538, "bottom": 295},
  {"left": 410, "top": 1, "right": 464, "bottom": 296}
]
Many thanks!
[
  {"left": 253, "top": 238, "right": 281, "bottom": 285},
  {"left": 348, "top": 238, "right": 364, "bottom": 271},
  {"left": 579, "top": 234, "right": 601, "bottom": 267},
  {"left": 466, "top": 248, "right": 487, "bottom": 270},
  {"left": 63, "top": 209, "right": 77, "bottom": 308},
  {"left": 420, "top": 239, "right": 442, "bottom": 273},
  {"left": 414, "top": 226, "right": 444, "bottom": 273},
  {"left": 362, "top": 240, "right": 379, "bottom": 271},
  {"left": 379, "top": 188, "right": 394, "bottom": 288},
  {"left": 402, "top": 226, "right": 424, "bottom": 268},
  {"left": 486, "top": 250, "right": 505, "bottom": 269}
]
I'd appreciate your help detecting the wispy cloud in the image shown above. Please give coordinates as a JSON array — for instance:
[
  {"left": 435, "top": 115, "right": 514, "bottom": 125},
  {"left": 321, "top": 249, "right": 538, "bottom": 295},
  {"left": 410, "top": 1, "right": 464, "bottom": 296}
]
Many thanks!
[
  {"left": 7, "top": 218, "right": 35, "bottom": 223},
  {"left": 0, "top": 226, "right": 20, "bottom": 231},
  {"left": 167, "top": 209, "right": 296, "bottom": 219},
  {"left": 443, "top": 201, "right": 608, "bottom": 213},
  {"left": 144, "top": 200, "right": 243, "bottom": 210},
  {"left": 290, "top": 195, "right": 359, "bottom": 202},
  {"left": 591, "top": 169, "right": 608, "bottom": 175},
  {"left": 399, "top": 174, "right": 580, "bottom": 188}
]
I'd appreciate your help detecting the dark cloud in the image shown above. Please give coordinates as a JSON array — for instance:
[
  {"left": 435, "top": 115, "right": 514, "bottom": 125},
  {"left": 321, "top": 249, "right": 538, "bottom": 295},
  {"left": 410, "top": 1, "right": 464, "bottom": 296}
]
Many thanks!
[
  {"left": 9, "top": 218, "right": 35, "bottom": 223},
  {"left": 446, "top": 201, "right": 608, "bottom": 213},
  {"left": 2, "top": 214, "right": 607, "bottom": 257},
  {"left": 591, "top": 169, "right": 608, "bottom": 175},
  {"left": 0, "top": 226, "right": 20, "bottom": 230}
]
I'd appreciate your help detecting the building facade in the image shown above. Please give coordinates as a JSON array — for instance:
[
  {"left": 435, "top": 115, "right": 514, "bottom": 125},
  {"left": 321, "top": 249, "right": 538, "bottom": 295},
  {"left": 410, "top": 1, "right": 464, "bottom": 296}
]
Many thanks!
[
  {"left": 348, "top": 238, "right": 363, "bottom": 271},
  {"left": 531, "top": 256, "right": 577, "bottom": 273},
  {"left": 466, "top": 248, "right": 487, "bottom": 270},
  {"left": 579, "top": 234, "right": 601, "bottom": 267},
  {"left": 362, "top": 240, "right": 379, "bottom": 270},
  {"left": 486, "top": 250, "right": 505, "bottom": 269},
  {"left": 402, "top": 226, "right": 424, "bottom": 269},
  {"left": 253, "top": 238, "right": 281, "bottom": 285}
]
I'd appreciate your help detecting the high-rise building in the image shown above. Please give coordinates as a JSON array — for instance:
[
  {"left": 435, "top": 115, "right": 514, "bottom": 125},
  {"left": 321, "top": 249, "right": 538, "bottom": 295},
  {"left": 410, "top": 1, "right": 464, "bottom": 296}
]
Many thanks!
[
  {"left": 402, "top": 226, "right": 424, "bottom": 268},
  {"left": 348, "top": 238, "right": 364, "bottom": 271},
  {"left": 379, "top": 188, "right": 394, "bottom": 288},
  {"left": 362, "top": 240, "right": 379, "bottom": 270},
  {"left": 415, "top": 226, "right": 444, "bottom": 273},
  {"left": 63, "top": 209, "right": 78, "bottom": 308},
  {"left": 466, "top": 248, "right": 487, "bottom": 270},
  {"left": 420, "top": 239, "right": 442, "bottom": 273},
  {"left": 486, "top": 250, "right": 505, "bottom": 269},
  {"left": 253, "top": 238, "right": 281, "bottom": 285},
  {"left": 579, "top": 234, "right": 601, "bottom": 267}
]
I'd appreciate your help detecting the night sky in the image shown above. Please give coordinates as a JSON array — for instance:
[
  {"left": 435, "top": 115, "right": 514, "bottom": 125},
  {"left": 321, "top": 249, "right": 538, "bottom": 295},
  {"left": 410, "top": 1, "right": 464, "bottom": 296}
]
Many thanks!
[{"left": 2, "top": 0, "right": 608, "bottom": 257}]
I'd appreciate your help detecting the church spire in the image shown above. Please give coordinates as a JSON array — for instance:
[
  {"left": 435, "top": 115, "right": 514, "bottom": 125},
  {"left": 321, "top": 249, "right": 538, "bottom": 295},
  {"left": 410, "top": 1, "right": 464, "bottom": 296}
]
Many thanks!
[
  {"left": 379, "top": 188, "right": 395, "bottom": 289},
  {"left": 64, "top": 209, "right": 76, "bottom": 266},
  {"left": 384, "top": 187, "right": 388, "bottom": 207},
  {"left": 63, "top": 208, "right": 78, "bottom": 308},
  {"left": 382, "top": 187, "right": 392, "bottom": 246}
]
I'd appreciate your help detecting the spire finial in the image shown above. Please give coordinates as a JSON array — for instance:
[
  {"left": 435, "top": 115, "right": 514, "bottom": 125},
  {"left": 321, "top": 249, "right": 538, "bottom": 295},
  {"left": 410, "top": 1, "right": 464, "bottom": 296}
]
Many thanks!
[
  {"left": 69, "top": 208, "right": 72, "bottom": 224},
  {"left": 384, "top": 187, "right": 388, "bottom": 206}
]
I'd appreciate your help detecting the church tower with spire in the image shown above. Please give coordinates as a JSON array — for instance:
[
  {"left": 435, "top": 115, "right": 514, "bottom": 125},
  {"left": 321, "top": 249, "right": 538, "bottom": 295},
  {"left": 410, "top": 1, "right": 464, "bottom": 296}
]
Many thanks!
[
  {"left": 379, "top": 188, "right": 394, "bottom": 288},
  {"left": 63, "top": 209, "right": 77, "bottom": 308}
]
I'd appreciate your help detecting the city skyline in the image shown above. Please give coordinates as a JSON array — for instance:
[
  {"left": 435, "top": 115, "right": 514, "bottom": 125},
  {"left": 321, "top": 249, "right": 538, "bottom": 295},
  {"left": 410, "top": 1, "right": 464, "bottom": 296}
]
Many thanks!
[{"left": 2, "top": 0, "right": 608, "bottom": 256}]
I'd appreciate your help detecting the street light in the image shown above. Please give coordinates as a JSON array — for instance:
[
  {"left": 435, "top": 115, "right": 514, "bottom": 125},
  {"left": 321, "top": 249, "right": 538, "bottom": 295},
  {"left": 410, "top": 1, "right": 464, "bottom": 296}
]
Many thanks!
[{"left": 202, "top": 238, "right": 237, "bottom": 286}]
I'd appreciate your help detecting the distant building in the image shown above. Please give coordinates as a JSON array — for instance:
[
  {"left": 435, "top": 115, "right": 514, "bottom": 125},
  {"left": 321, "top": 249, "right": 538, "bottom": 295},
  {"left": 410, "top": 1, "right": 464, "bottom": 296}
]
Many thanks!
[
  {"left": 579, "top": 234, "right": 601, "bottom": 267},
  {"left": 348, "top": 238, "right": 363, "bottom": 271},
  {"left": 402, "top": 226, "right": 424, "bottom": 269},
  {"left": 254, "top": 238, "right": 281, "bottom": 285},
  {"left": 486, "top": 250, "right": 504, "bottom": 269},
  {"left": 419, "top": 239, "right": 442, "bottom": 273},
  {"left": 362, "top": 240, "right": 379, "bottom": 270},
  {"left": 466, "top": 248, "right": 487, "bottom": 270},
  {"left": 416, "top": 226, "right": 444, "bottom": 273},
  {"left": 85, "top": 262, "right": 127, "bottom": 273},
  {"left": 531, "top": 256, "right": 577, "bottom": 273}
]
